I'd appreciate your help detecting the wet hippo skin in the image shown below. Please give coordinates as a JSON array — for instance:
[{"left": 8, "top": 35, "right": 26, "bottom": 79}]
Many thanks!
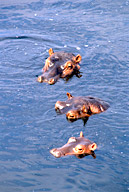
[
  {"left": 50, "top": 131, "right": 97, "bottom": 159},
  {"left": 37, "top": 48, "right": 82, "bottom": 84},
  {"left": 55, "top": 92, "right": 110, "bottom": 125}
]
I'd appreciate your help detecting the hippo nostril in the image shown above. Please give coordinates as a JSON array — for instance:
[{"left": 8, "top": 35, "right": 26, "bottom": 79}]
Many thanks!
[
  {"left": 55, "top": 108, "right": 60, "bottom": 113},
  {"left": 51, "top": 148, "right": 57, "bottom": 152},
  {"left": 55, "top": 151, "right": 62, "bottom": 158}
]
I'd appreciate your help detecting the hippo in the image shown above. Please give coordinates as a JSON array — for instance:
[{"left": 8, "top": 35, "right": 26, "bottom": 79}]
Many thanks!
[
  {"left": 50, "top": 131, "right": 97, "bottom": 159},
  {"left": 37, "top": 48, "right": 82, "bottom": 84},
  {"left": 55, "top": 92, "right": 110, "bottom": 125}
]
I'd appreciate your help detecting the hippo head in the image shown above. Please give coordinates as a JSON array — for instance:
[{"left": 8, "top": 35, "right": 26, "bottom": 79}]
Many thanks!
[
  {"left": 37, "top": 48, "right": 82, "bottom": 84},
  {"left": 55, "top": 92, "right": 110, "bottom": 125},
  {"left": 50, "top": 131, "right": 97, "bottom": 159}
]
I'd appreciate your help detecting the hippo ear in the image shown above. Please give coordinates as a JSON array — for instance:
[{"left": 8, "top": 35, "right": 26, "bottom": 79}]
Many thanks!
[
  {"left": 80, "top": 131, "right": 84, "bottom": 137},
  {"left": 66, "top": 92, "right": 73, "bottom": 99},
  {"left": 49, "top": 48, "right": 54, "bottom": 56},
  {"left": 75, "top": 54, "right": 82, "bottom": 63},
  {"left": 89, "top": 143, "right": 97, "bottom": 151}
]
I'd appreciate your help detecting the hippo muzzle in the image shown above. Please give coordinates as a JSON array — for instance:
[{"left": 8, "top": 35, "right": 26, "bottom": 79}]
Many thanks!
[
  {"left": 37, "top": 65, "right": 61, "bottom": 85},
  {"left": 50, "top": 148, "right": 64, "bottom": 158}
]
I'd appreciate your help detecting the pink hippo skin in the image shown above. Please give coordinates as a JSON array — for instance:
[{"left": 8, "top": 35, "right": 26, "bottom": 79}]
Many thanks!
[
  {"left": 55, "top": 92, "right": 110, "bottom": 125},
  {"left": 37, "top": 48, "right": 82, "bottom": 84},
  {"left": 50, "top": 131, "right": 97, "bottom": 159}
]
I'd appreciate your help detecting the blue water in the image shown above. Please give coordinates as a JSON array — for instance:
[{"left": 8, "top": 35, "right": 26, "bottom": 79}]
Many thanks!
[{"left": 0, "top": 0, "right": 129, "bottom": 191}]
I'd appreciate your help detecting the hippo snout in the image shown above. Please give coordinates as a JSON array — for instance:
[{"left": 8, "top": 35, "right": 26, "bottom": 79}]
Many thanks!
[
  {"left": 37, "top": 75, "right": 57, "bottom": 85},
  {"left": 55, "top": 101, "right": 67, "bottom": 112},
  {"left": 50, "top": 148, "right": 62, "bottom": 158}
]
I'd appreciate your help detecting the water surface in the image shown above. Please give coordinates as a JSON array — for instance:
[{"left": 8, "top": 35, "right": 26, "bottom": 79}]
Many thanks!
[{"left": 0, "top": 0, "right": 129, "bottom": 191}]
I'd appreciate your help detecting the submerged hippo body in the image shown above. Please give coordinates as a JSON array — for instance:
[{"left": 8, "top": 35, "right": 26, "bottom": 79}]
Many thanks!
[
  {"left": 37, "top": 48, "right": 82, "bottom": 85},
  {"left": 55, "top": 92, "right": 110, "bottom": 125},
  {"left": 50, "top": 131, "right": 97, "bottom": 159}
]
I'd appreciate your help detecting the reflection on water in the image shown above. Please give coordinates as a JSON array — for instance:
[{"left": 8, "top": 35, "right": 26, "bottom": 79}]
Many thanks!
[{"left": 0, "top": 0, "right": 129, "bottom": 191}]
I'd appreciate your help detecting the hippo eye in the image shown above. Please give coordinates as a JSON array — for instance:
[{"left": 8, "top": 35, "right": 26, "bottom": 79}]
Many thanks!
[
  {"left": 60, "top": 65, "right": 64, "bottom": 70},
  {"left": 67, "top": 63, "right": 73, "bottom": 69},
  {"left": 73, "top": 144, "right": 85, "bottom": 154},
  {"left": 49, "top": 62, "right": 54, "bottom": 67},
  {"left": 68, "top": 137, "right": 77, "bottom": 143},
  {"left": 51, "top": 56, "right": 59, "bottom": 63},
  {"left": 78, "top": 148, "right": 83, "bottom": 151}
]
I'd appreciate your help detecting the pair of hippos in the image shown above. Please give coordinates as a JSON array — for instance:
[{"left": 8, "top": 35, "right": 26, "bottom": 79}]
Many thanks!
[{"left": 37, "top": 48, "right": 110, "bottom": 159}]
